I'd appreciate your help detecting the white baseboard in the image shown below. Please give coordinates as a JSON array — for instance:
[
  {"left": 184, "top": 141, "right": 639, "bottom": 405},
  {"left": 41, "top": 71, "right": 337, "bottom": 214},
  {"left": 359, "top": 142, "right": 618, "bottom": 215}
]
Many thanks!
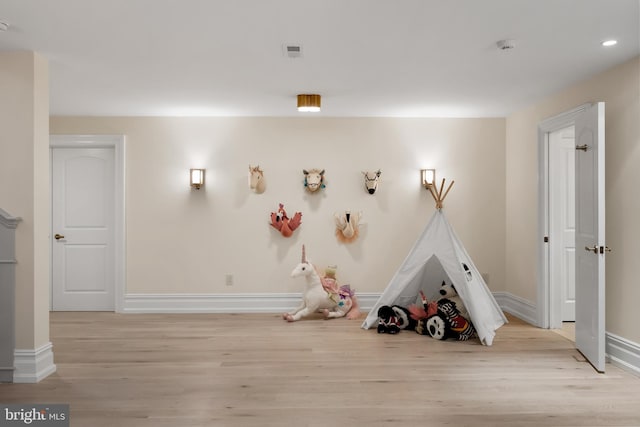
[
  {"left": 492, "top": 292, "right": 640, "bottom": 375},
  {"left": 606, "top": 332, "right": 640, "bottom": 377},
  {"left": 492, "top": 291, "right": 537, "bottom": 325},
  {"left": 122, "top": 292, "right": 381, "bottom": 314},
  {"left": 13, "top": 342, "right": 56, "bottom": 383}
]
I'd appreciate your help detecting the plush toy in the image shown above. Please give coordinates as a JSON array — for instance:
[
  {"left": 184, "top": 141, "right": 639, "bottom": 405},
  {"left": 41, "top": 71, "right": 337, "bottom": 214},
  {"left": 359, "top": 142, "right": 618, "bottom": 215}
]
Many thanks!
[
  {"left": 334, "top": 210, "right": 362, "bottom": 243},
  {"left": 376, "top": 305, "right": 417, "bottom": 334},
  {"left": 409, "top": 284, "right": 476, "bottom": 341},
  {"left": 362, "top": 170, "right": 381, "bottom": 195},
  {"left": 303, "top": 169, "right": 326, "bottom": 193},
  {"left": 285, "top": 246, "right": 360, "bottom": 321},
  {"left": 269, "top": 203, "right": 302, "bottom": 238},
  {"left": 437, "top": 281, "right": 469, "bottom": 320},
  {"left": 248, "top": 165, "right": 266, "bottom": 194}
]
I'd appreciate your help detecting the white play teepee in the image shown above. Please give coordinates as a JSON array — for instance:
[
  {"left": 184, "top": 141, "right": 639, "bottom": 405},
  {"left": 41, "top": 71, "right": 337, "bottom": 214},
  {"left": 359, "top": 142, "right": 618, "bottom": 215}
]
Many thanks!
[{"left": 362, "top": 179, "right": 507, "bottom": 346}]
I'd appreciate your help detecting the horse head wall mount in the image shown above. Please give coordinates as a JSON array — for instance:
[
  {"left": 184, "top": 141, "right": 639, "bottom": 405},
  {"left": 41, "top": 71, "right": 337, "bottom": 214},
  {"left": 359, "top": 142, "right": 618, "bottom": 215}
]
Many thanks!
[
  {"left": 248, "top": 165, "right": 266, "bottom": 194},
  {"left": 303, "top": 169, "right": 326, "bottom": 193},
  {"left": 362, "top": 170, "right": 381, "bottom": 194}
]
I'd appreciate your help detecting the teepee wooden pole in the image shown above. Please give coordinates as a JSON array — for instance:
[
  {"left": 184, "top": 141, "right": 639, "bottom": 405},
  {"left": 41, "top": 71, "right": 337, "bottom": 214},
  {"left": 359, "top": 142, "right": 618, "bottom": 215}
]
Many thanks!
[
  {"left": 426, "top": 177, "right": 454, "bottom": 210},
  {"left": 428, "top": 185, "right": 439, "bottom": 205},
  {"left": 438, "top": 179, "right": 446, "bottom": 201},
  {"left": 440, "top": 180, "right": 455, "bottom": 204}
]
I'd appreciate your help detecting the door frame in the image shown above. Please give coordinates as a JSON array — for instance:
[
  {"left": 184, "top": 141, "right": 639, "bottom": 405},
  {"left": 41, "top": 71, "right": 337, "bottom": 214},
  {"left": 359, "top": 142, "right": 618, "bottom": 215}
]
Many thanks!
[
  {"left": 537, "top": 104, "right": 590, "bottom": 329},
  {"left": 50, "top": 135, "right": 126, "bottom": 312}
]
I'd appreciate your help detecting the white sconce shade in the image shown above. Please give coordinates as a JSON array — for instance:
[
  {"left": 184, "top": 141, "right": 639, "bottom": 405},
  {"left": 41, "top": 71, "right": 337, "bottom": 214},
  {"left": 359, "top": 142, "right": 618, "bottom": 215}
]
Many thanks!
[
  {"left": 190, "top": 169, "right": 205, "bottom": 189},
  {"left": 421, "top": 169, "right": 436, "bottom": 189}
]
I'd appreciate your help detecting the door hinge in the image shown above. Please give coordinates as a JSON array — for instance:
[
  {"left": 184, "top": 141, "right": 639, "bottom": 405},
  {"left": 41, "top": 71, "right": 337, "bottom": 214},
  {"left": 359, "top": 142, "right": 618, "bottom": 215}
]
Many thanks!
[{"left": 544, "top": 236, "right": 549, "bottom": 243}]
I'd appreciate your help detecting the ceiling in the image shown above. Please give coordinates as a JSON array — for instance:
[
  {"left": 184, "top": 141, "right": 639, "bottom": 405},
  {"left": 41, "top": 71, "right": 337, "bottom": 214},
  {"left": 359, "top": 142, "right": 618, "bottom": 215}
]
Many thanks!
[{"left": 0, "top": 0, "right": 638, "bottom": 117}]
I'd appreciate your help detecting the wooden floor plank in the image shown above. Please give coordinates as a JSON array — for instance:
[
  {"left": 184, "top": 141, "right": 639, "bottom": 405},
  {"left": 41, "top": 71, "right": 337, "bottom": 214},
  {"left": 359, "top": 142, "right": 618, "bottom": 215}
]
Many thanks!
[{"left": 1, "top": 313, "right": 639, "bottom": 426}]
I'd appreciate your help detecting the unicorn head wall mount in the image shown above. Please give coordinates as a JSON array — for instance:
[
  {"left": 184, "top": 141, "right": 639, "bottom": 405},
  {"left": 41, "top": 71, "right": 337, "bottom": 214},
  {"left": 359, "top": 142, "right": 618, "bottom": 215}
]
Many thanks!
[{"left": 248, "top": 165, "right": 266, "bottom": 194}]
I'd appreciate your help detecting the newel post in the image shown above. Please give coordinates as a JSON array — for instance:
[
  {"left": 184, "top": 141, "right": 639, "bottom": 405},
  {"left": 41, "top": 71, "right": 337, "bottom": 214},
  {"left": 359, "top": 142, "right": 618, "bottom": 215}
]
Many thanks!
[{"left": 0, "top": 208, "right": 21, "bottom": 383}]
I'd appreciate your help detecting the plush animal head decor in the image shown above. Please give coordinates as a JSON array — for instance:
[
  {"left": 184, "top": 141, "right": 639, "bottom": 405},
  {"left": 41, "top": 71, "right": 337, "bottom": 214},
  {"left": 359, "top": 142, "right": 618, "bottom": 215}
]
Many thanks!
[
  {"left": 269, "top": 203, "right": 302, "bottom": 238},
  {"left": 303, "top": 169, "right": 326, "bottom": 192},
  {"left": 248, "top": 165, "right": 265, "bottom": 194},
  {"left": 362, "top": 170, "right": 381, "bottom": 194},
  {"left": 334, "top": 210, "right": 362, "bottom": 243}
]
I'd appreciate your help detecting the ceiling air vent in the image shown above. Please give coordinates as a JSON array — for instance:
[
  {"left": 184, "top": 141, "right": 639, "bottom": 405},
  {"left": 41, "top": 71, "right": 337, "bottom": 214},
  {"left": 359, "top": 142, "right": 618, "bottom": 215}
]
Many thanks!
[
  {"left": 283, "top": 44, "right": 303, "bottom": 58},
  {"left": 496, "top": 39, "right": 515, "bottom": 50}
]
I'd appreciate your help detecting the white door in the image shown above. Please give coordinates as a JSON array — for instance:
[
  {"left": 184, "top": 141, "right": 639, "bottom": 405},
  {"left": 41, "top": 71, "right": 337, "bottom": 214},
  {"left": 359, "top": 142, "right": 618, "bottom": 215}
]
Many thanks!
[
  {"left": 52, "top": 148, "right": 115, "bottom": 311},
  {"left": 549, "top": 126, "right": 576, "bottom": 322},
  {"left": 574, "top": 102, "right": 606, "bottom": 373}
]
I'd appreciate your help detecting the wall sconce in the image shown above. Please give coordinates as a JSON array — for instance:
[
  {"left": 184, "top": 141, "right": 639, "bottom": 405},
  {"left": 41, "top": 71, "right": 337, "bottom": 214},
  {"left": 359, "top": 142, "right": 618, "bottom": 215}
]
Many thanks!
[
  {"left": 190, "top": 169, "right": 205, "bottom": 190},
  {"left": 421, "top": 169, "right": 436, "bottom": 189}
]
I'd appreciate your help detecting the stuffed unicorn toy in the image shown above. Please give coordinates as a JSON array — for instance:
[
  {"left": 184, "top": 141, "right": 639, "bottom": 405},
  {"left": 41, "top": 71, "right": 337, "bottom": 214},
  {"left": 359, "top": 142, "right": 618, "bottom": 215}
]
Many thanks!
[{"left": 284, "top": 245, "right": 360, "bottom": 322}]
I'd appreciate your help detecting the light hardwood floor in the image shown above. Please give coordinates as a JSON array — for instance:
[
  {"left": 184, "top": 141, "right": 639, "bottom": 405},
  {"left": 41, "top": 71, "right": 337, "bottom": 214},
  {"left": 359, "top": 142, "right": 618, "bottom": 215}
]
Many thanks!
[{"left": 1, "top": 312, "right": 639, "bottom": 427}]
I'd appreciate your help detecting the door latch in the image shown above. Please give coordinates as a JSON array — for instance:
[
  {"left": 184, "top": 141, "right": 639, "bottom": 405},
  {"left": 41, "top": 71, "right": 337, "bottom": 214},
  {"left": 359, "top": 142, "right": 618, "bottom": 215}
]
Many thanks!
[
  {"left": 585, "top": 245, "right": 598, "bottom": 253},
  {"left": 599, "top": 246, "right": 612, "bottom": 254}
]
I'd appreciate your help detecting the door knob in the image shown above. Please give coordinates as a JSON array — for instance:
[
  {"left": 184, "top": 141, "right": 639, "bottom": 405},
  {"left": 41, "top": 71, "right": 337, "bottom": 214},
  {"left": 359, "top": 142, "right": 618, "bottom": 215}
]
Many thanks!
[
  {"left": 584, "top": 245, "right": 598, "bottom": 253},
  {"left": 54, "top": 234, "right": 65, "bottom": 240}
]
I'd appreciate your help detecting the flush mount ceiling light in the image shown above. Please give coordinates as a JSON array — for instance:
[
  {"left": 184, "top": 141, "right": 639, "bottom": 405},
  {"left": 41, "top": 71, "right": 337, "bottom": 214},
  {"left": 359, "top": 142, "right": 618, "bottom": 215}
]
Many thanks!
[
  {"left": 601, "top": 39, "right": 618, "bottom": 47},
  {"left": 0, "top": 21, "right": 9, "bottom": 32},
  {"left": 297, "top": 94, "right": 321, "bottom": 112}
]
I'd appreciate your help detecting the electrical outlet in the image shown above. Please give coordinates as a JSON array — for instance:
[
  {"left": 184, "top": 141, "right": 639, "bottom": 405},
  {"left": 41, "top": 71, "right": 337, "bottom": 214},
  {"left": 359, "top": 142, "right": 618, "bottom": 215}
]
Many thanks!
[{"left": 225, "top": 274, "right": 233, "bottom": 286}]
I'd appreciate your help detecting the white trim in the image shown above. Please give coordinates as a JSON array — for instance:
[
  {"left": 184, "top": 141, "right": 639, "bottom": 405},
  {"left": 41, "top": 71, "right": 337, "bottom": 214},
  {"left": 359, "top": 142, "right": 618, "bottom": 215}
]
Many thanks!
[
  {"left": 13, "top": 342, "right": 56, "bottom": 383},
  {"left": 122, "top": 292, "right": 382, "bottom": 313},
  {"left": 537, "top": 104, "right": 590, "bottom": 329},
  {"left": 0, "top": 208, "right": 21, "bottom": 228},
  {"left": 49, "top": 135, "right": 126, "bottom": 313},
  {"left": 606, "top": 332, "right": 640, "bottom": 377},
  {"left": 493, "top": 292, "right": 537, "bottom": 326},
  {"left": 494, "top": 292, "right": 640, "bottom": 375}
]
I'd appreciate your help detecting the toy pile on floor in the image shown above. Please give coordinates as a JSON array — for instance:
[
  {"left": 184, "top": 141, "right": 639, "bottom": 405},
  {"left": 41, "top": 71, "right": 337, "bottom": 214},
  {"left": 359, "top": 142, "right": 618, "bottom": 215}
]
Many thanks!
[{"left": 376, "top": 281, "right": 476, "bottom": 341}]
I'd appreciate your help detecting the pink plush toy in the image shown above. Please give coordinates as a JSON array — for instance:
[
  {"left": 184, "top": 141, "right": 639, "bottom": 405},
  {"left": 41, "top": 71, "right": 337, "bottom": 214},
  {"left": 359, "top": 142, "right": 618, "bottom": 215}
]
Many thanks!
[{"left": 270, "top": 203, "right": 302, "bottom": 238}]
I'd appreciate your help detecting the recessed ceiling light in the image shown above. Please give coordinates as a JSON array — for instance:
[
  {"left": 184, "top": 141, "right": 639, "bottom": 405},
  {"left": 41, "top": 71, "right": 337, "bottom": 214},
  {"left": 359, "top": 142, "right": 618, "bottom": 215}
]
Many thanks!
[{"left": 602, "top": 39, "right": 618, "bottom": 47}]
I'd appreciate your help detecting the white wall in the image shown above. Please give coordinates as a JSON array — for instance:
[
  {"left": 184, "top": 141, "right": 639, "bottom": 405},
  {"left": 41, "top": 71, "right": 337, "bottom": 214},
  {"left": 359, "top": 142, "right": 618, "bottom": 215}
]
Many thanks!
[
  {"left": 50, "top": 117, "right": 506, "bottom": 299},
  {"left": 0, "top": 52, "right": 50, "bottom": 350},
  {"left": 505, "top": 56, "right": 640, "bottom": 343}
]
